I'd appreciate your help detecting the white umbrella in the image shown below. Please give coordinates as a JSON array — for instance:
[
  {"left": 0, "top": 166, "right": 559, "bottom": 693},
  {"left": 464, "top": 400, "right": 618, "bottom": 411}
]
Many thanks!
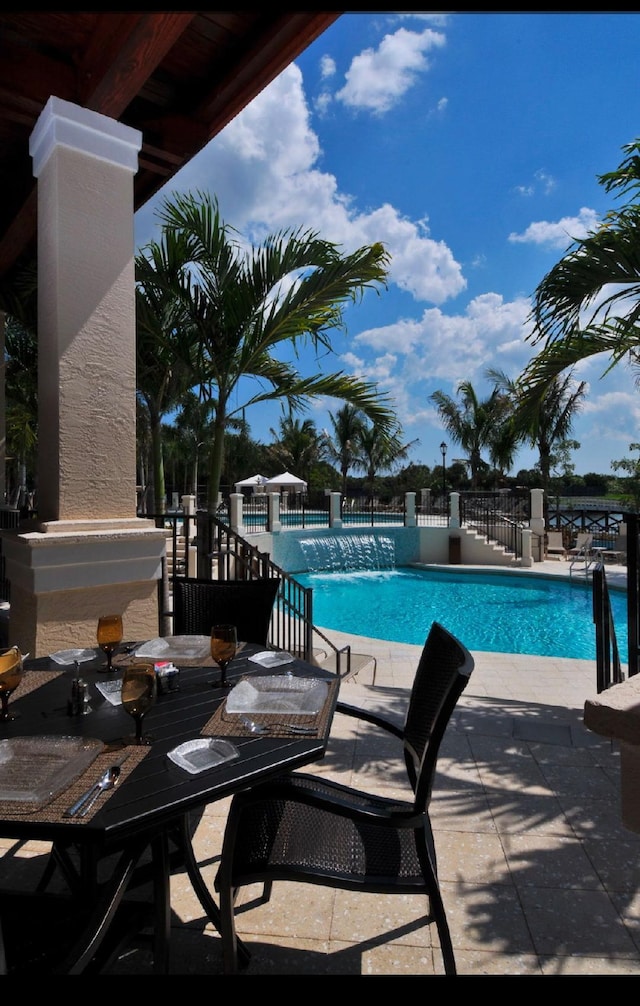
[
  {"left": 264, "top": 471, "right": 307, "bottom": 493},
  {"left": 234, "top": 473, "right": 267, "bottom": 493}
]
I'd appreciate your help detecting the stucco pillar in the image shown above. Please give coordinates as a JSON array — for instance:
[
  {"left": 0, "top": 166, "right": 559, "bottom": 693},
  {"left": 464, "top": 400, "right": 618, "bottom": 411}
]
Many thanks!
[
  {"left": 404, "top": 492, "right": 416, "bottom": 527},
  {"left": 449, "top": 492, "right": 460, "bottom": 529},
  {"left": 530, "top": 488, "right": 546, "bottom": 562},
  {"left": 267, "top": 492, "right": 281, "bottom": 533},
  {"left": 329, "top": 492, "right": 343, "bottom": 528},
  {"left": 1, "top": 98, "right": 166, "bottom": 656}
]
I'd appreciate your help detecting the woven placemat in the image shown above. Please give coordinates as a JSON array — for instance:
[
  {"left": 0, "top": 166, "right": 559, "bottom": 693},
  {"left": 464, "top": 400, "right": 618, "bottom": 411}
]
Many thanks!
[
  {"left": 13, "top": 669, "right": 62, "bottom": 700},
  {"left": 111, "top": 641, "right": 249, "bottom": 670},
  {"left": 0, "top": 745, "right": 149, "bottom": 822},
  {"left": 203, "top": 677, "right": 339, "bottom": 738}
]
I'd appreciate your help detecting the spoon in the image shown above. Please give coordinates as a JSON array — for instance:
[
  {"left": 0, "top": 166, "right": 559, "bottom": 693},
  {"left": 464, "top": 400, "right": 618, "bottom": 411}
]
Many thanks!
[
  {"left": 78, "top": 764, "right": 121, "bottom": 816},
  {"left": 63, "top": 764, "right": 121, "bottom": 818}
]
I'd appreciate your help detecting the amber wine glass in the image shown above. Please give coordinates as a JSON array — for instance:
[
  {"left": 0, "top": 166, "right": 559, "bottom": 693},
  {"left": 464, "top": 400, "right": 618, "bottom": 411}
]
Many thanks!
[
  {"left": 121, "top": 662, "right": 157, "bottom": 745},
  {"left": 0, "top": 646, "right": 24, "bottom": 722},
  {"left": 210, "top": 624, "right": 237, "bottom": 688},
  {"left": 97, "top": 614, "right": 123, "bottom": 673}
]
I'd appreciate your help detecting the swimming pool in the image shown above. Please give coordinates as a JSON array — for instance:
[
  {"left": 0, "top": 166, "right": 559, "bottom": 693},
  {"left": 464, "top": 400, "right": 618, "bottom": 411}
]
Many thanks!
[{"left": 293, "top": 566, "right": 628, "bottom": 660}]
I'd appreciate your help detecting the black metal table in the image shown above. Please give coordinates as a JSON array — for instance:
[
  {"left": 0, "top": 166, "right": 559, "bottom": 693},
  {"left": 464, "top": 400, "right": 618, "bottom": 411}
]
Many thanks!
[{"left": 0, "top": 643, "right": 339, "bottom": 973}]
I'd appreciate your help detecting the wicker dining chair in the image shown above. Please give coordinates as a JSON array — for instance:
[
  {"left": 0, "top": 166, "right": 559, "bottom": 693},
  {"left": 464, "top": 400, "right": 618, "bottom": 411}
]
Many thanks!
[
  {"left": 214, "top": 620, "right": 474, "bottom": 976},
  {"left": 172, "top": 577, "right": 280, "bottom": 645}
]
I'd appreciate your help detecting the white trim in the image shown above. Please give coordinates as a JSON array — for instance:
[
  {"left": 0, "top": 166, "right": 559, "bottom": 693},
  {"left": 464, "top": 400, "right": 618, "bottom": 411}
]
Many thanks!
[{"left": 30, "top": 96, "right": 142, "bottom": 177}]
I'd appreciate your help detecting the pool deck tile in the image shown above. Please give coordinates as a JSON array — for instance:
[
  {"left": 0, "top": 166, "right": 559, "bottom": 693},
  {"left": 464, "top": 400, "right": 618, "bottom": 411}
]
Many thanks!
[{"left": 4, "top": 558, "right": 639, "bottom": 975}]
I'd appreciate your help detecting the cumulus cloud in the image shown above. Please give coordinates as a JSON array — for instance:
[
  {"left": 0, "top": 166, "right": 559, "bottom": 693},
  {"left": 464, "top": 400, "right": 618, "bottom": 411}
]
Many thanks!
[
  {"left": 140, "top": 64, "right": 465, "bottom": 307},
  {"left": 508, "top": 207, "right": 600, "bottom": 249},
  {"left": 354, "top": 293, "right": 534, "bottom": 393},
  {"left": 335, "top": 27, "right": 446, "bottom": 114}
]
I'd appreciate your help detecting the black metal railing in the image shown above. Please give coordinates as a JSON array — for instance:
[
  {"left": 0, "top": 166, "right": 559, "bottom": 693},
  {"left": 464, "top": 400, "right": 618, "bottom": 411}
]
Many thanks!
[
  {"left": 0, "top": 508, "right": 20, "bottom": 602},
  {"left": 625, "top": 513, "right": 639, "bottom": 679},
  {"left": 459, "top": 492, "right": 530, "bottom": 559},
  {"left": 593, "top": 562, "right": 624, "bottom": 692},
  {"left": 147, "top": 511, "right": 353, "bottom": 678}
]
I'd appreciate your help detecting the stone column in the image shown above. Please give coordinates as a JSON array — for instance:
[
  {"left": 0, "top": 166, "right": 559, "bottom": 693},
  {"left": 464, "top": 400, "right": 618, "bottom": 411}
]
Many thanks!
[
  {"left": 267, "top": 492, "right": 281, "bottom": 533},
  {"left": 530, "top": 488, "right": 546, "bottom": 562},
  {"left": 404, "top": 492, "right": 416, "bottom": 527},
  {"left": 328, "top": 492, "right": 343, "bottom": 528},
  {"left": 2, "top": 98, "right": 166, "bottom": 656},
  {"left": 449, "top": 492, "right": 460, "bottom": 529}
]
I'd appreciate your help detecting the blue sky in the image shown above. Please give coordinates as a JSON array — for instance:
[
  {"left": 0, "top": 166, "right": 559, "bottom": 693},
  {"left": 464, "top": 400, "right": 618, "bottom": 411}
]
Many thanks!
[{"left": 134, "top": 11, "right": 640, "bottom": 479}]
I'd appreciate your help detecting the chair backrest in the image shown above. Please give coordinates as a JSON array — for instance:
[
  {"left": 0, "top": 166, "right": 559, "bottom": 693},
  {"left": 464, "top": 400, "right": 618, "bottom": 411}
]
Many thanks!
[
  {"left": 547, "top": 532, "right": 565, "bottom": 550},
  {"left": 575, "top": 532, "right": 592, "bottom": 549},
  {"left": 403, "top": 621, "right": 474, "bottom": 807},
  {"left": 172, "top": 577, "right": 280, "bottom": 645}
]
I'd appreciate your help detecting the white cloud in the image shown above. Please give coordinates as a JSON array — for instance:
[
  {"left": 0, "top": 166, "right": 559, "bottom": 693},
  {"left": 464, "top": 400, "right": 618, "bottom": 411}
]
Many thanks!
[
  {"left": 138, "top": 64, "right": 465, "bottom": 308},
  {"left": 335, "top": 27, "right": 446, "bottom": 114},
  {"left": 353, "top": 293, "right": 535, "bottom": 418},
  {"left": 508, "top": 207, "right": 600, "bottom": 249},
  {"left": 320, "top": 55, "right": 336, "bottom": 78}
]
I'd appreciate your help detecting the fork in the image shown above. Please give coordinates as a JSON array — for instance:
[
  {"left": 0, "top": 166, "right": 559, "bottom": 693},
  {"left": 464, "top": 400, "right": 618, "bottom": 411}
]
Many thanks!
[{"left": 240, "top": 716, "right": 315, "bottom": 736}]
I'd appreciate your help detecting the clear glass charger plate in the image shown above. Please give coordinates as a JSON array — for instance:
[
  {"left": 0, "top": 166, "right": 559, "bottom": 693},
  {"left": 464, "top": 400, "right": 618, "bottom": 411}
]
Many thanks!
[
  {"left": 0, "top": 735, "right": 104, "bottom": 804},
  {"left": 167, "top": 738, "right": 239, "bottom": 775},
  {"left": 248, "top": 650, "right": 295, "bottom": 669},
  {"left": 134, "top": 636, "right": 211, "bottom": 661},
  {"left": 50, "top": 648, "right": 96, "bottom": 666},
  {"left": 226, "top": 674, "right": 329, "bottom": 716}
]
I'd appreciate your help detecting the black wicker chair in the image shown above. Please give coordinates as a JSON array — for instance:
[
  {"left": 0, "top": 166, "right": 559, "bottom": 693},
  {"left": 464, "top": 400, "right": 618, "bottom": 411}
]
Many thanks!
[
  {"left": 172, "top": 577, "right": 280, "bottom": 645},
  {"left": 214, "top": 621, "right": 474, "bottom": 976}
]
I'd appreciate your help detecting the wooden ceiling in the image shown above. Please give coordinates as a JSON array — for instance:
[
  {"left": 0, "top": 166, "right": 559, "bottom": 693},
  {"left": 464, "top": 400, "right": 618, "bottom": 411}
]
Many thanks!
[{"left": 0, "top": 11, "right": 341, "bottom": 284}]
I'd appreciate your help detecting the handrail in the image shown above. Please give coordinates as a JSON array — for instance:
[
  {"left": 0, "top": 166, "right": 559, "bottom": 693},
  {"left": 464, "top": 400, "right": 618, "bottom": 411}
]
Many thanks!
[
  {"left": 569, "top": 544, "right": 599, "bottom": 581},
  {"left": 150, "top": 511, "right": 354, "bottom": 679},
  {"left": 593, "top": 562, "right": 624, "bottom": 692}
]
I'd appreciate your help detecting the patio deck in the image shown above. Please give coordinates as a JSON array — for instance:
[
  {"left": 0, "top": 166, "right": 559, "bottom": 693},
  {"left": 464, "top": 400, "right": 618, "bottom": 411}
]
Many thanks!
[{"left": 3, "top": 559, "right": 639, "bottom": 975}]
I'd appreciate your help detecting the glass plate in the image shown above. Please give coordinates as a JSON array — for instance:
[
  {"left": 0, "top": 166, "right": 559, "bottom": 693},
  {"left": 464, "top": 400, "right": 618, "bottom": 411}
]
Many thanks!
[
  {"left": 226, "top": 675, "right": 329, "bottom": 715},
  {"left": 0, "top": 735, "right": 104, "bottom": 804},
  {"left": 134, "top": 636, "right": 211, "bottom": 661},
  {"left": 50, "top": 648, "right": 96, "bottom": 666},
  {"left": 167, "top": 738, "right": 239, "bottom": 775},
  {"left": 95, "top": 677, "right": 123, "bottom": 706},
  {"left": 248, "top": 650, "right": 295, "bottom": 668}
]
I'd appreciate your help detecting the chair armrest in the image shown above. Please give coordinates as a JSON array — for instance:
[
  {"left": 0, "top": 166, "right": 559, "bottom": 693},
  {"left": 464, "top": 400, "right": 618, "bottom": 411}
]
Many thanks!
[
  {"left": 236, "top": 774, "right": 421, "bottom": 827},
  {"left": 335, "top": 700, "right": 404, "bottom": 740}
]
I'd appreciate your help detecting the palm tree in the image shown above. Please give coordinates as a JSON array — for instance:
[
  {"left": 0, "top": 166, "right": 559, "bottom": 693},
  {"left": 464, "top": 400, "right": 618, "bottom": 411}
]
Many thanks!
[
  {"left": 520, "top": 138, "right": 640, "bottom": 411},
  {"left": 355, "top": 423, "right": 419, "bottom": 499},
  {"left": 322, "top": 404, "right": 366, "bottom": 497},
  {"left": 4, "top": 316, "right": 37, "bottom": 507},
  {"left": 267, "top": 415, "right": 324, "bottom": 485},
  {"left": 489, "top": 367, "right": 585, "bottom": 517},
  {"left": 430, "top": 381, "right": 506, "bottom": 489},
  {"left": 147, "top": 190, "right": 395, "bottom": 511},
  {"left": 136, "top": 235, "right": 195, "bottom": 514},
  {"left": 173, "top": 390, "right": 216, "bottom": 502}
]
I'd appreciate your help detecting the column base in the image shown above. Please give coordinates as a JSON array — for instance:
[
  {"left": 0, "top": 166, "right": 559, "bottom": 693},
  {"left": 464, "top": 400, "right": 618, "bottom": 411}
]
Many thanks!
[{"left": 2, "top": 523, "right": 167, "bottom": 657}]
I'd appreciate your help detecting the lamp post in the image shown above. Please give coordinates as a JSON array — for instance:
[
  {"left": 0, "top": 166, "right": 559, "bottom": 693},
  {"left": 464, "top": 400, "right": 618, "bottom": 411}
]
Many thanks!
[{"left": 440, "top": 441, "right": 447, "bottom": 503}]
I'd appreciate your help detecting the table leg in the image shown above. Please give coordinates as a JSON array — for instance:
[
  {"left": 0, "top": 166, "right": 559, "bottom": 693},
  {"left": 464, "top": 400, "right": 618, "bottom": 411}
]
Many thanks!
[
  {"left": 177, "top": 815, "right": 251, "bottom": 966},
  {"left": 151, "top": 832, "right": 171, "bottom": 974},
  {"left": 57, "top": 838, "right": 150, "bottom": 973}
]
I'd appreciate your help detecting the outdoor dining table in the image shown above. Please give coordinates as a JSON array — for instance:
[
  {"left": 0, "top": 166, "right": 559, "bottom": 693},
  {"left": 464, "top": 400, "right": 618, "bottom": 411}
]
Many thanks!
[{"left": 0, "top": 641, "right": 339, "bottom": 974}]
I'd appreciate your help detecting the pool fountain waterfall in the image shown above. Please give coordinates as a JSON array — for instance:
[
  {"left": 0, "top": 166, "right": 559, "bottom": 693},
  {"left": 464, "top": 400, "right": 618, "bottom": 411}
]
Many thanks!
[{"left": 299, "top": 533, "right": 395, "bottom": 572}]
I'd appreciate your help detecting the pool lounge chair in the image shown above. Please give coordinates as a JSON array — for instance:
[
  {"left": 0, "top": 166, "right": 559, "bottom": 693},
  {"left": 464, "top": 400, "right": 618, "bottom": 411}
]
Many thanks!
[
  {"left": 568, "top": 532, "right": 593, "bottom": 558},
  {"left": 546, "top": 531, "right": 567, "bottom": 560}
]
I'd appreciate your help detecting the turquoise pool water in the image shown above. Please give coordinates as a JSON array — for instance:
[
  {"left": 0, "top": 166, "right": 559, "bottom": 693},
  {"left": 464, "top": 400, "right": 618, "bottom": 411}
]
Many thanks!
[{"left": 294, "top": 566, "right": 627, "bottom": 660}]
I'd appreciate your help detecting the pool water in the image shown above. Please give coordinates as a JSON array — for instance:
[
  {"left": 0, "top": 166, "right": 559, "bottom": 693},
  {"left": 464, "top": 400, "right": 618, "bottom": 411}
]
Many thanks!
[{"left": 294, "top": 566, "right": 628, "bottom": 660}]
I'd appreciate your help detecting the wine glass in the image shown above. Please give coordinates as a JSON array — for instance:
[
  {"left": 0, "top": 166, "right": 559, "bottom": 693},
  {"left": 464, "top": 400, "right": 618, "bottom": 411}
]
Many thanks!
[
  {"left": 121, "top": 662, "right": 157, "bottom": 745},
  {"left": 210, "top": 624, "right": 237, "bottom": 688},
  {"left": 97, "top": 614, "right": 123, "bottom": 673},
  {"left": 0, "top": 645, "right": 24, "bottom": 722}
]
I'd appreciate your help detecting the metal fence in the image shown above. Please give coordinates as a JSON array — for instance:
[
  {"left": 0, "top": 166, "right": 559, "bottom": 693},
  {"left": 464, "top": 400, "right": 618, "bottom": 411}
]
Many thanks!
[{"left": 149, "top": 511, "right": 354, "bottom": 678}]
